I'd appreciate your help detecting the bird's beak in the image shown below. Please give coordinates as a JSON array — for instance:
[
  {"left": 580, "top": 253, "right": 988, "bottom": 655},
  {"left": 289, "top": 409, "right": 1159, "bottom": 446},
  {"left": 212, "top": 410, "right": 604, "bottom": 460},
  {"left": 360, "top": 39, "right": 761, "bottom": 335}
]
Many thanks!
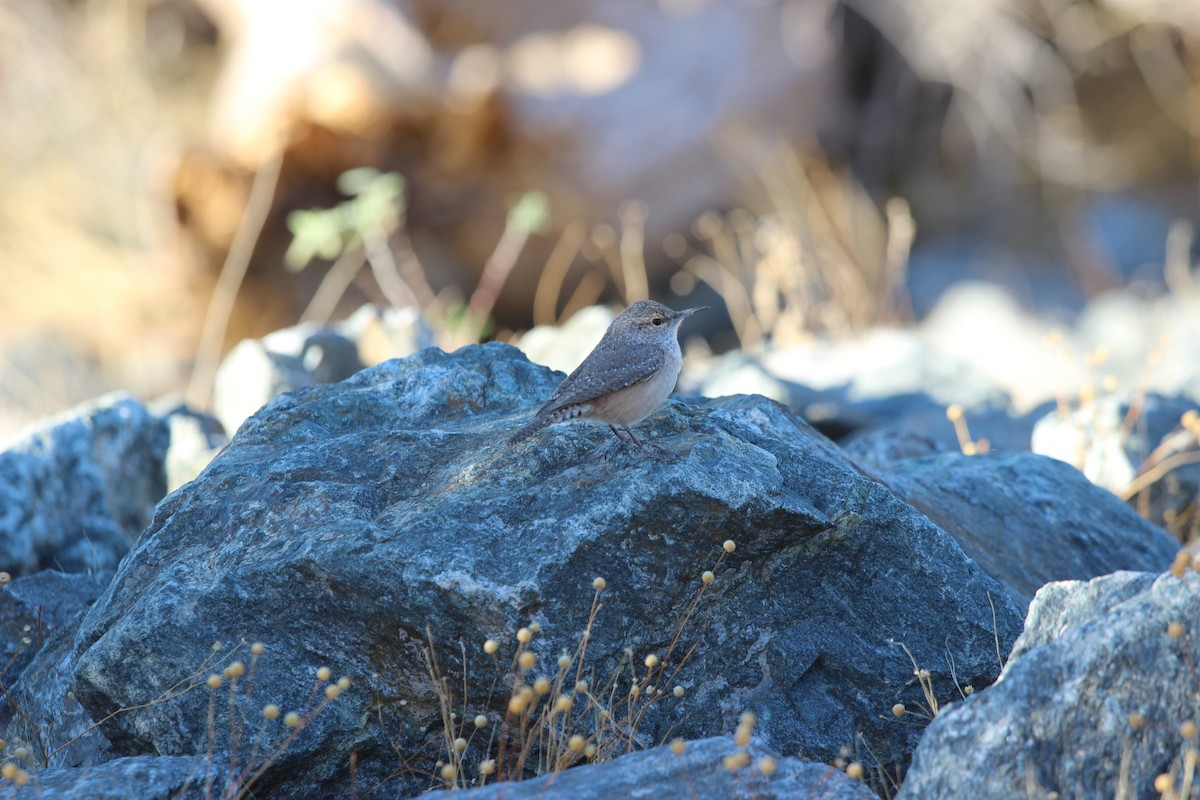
[{"left": 676, "top": 306, "right": 709, "bottom": 318}]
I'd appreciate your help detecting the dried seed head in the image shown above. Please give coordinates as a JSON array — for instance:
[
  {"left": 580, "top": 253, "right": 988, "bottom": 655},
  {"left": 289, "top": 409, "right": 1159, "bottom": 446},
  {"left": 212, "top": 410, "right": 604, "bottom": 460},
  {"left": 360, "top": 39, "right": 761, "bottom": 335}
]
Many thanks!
[
  {"left": 554, "top": 695, "right": 573, "bottom": 713},
  {"left": 740, "top": 711, "right": 757, "bottom": 727},
  {"left": 250, "top": 642, "right": 265, "bottom": 656},
  {"left": 644, "top": 654, "right": 659, "bottom": 669},
  {"left": 583, "top": 744, "right": 596, "bottom": 758},
  {"left": 529, "top": 622, "right": 542, "bottom": 633},
  {"left": 212, "top": 641, "right": 223, "bottom": 651},
  {"left": 673, "top": 686, "right": 685, "bottom": 698},
  {"left": 557, "top": 654, "right": 572, "bottom": 670},
  {"left": 701, "top": 571, "right": 715, "bottom": 585},
  {"left": 206, "top": 674, "right": 222, "bottom": 689},
  {"left": 337, "top": 677, "right": 351, "bottom": 690},
  {"left": 945, "top": 404, "right": 963, "bottom": 422},
  {"left": 14, "top": 770, "right": 28, "bottom": 786},
  {"left": 284, "top": 712, "right": 301, "bottom": 728},
  {"left": 440, "top": 764, "right": 457, "bottom": 781},
  {"left": 568, "top": 734, "right": 586, "bottom": 752},
  {"left": 1169, "top": 622, "right": 1185, "bottom": 638},
  {"left": 316, "top": 667, "right": 332, "bottom": 681},
  {"left": 224, "top": 661, "right": 245, "bottom": 680},
  {"left": 1182, "top": 720, "right": 1198, "bottom": 739},
  {"left": 1155, "top": 774, "right": 1173, "bottom": 793},
  {"left": 519, "top": 651, "right": 536, "bottom": 669},
  {"left": 483, "top": 639, "right": 499, "bottom": 655},
  {"left": 892, "top": 704, "right": 906, "bottom": 717},
  {"left": 325, "top": 685, "right": 341, "bottom": 700},
  {"left": 454, "top": 737, "right": 467, "bottom": 752},
  {"left": 734, "top": 726, "right": 751, "bottom": 747},
  {"left": 534, "top": 678, "right": 551, "bottom": 695},
  {"left": 670, "top": 738, "right": 686, "bottom": 756},
  {"left": 723, "top": 752, "right": 749, "bottom": 771},
  {"left": 517, "top": 627, "right": 532, "bottom": 644},
  {"left": 263, "top": 704, "right": 280, "bottom": 720},
  {"left": 479, "top": 760, "right": 496, "bottom": 776},
  {"left": 0, "top": 762, "right": 16, "bottom": 779},
  {"left": 1128, "top": 712, "right": 1144, "bottom": 729},
  {"left": 629, "top": 685, "right": 641, "bottom": 698},
  {"left": 508, "top": 695, "right": 528, "bottom": 715},
  {"left": 723, "top": 540, "right": 736, "bottom": 553},
  {"left": 847, "top": 762, "right": 864, "bottom": 780},
  {"left": 474, "top": 714, "right": 488, "bottom": 729},
  {"left": 575, "top": 680, "right": 589, "bottom": 693},
  {"left": 592, "top": 577, "right": 606, "bottom": 591},
  {"left": 759, "top": 756, "right": 776, "bottom": 775}
]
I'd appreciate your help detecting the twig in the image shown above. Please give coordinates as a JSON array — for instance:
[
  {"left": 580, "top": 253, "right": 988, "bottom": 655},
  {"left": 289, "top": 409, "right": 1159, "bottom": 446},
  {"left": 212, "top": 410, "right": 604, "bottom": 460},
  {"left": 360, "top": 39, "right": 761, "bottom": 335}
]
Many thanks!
[{"left": 186, "top": 153, "right": 283, "bottom": 409}]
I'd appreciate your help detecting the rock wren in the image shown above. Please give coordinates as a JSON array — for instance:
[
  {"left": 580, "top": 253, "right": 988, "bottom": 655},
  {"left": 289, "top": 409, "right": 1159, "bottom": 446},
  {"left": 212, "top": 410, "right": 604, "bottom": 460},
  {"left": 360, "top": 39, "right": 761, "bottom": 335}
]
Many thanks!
[{"left": 509, "top": 300, "right": 706, "bottom": 448}]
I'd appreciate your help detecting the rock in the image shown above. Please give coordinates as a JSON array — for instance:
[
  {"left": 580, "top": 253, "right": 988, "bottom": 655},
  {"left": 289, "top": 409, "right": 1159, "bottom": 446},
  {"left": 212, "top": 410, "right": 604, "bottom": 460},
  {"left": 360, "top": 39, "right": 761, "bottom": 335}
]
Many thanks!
[
  {"left": 864, "top": 451, "right": 1178, "bottom": 610},
  {"left": 0, "top": 393, "right": 167, "bottom": 576},
  {"left": 0, "top": 571, "right": 111, "bottom": 685},
  {"left": 212, "top": 323, "right": 364, "bottom": 436},
  {"left": 900, "top": 570, "right": 1200, "bottom": 799},
  {"left": 417, "top": 736, "right": 876, "bottom": 800},
  {"left": 72, "top": 343, "right": 1023, "bottom": 798},
  {"left": 3, "top": 614, "right": 113, "bottom": 768},
  {"left": 0, "top": 755, "right": 214, "bottom": 799},
  {"left": 150, "top": 399, "right": 229, "bottom": 493}
]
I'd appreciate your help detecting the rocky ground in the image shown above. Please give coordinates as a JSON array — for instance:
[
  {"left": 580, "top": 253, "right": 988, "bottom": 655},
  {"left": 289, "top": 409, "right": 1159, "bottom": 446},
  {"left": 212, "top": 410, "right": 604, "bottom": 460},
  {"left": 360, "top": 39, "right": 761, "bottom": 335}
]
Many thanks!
[{"left": 1, "top": 291, "right": 1199, "bottom": 799}]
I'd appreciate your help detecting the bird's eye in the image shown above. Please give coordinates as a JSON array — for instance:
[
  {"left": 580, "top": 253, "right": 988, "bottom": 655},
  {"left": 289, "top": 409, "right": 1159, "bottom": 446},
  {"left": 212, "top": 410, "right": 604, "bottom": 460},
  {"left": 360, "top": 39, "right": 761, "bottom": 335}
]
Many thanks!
[{"left": 651, "top": 317, "right": 663, "bottom": 326}]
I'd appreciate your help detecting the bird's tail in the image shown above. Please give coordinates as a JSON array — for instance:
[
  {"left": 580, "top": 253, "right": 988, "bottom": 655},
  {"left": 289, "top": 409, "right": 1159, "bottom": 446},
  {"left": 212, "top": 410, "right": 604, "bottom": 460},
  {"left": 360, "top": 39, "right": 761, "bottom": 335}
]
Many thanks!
[{"left": 507, "top": 414, "right": 549, "bottom": 445}]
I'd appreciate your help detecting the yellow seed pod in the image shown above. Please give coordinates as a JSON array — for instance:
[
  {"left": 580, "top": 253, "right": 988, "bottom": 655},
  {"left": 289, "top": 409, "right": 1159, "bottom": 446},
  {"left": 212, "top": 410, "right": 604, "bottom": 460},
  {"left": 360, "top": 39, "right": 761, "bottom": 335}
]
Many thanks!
[
  {"left": 847, "top": 762, "right": 864, "bottom": 780},
  {"left": 516, "top": 627, "right": 532, "bottom": 644},
  {"left": 263, "top": 704, "right": 280, "bottom": 720},
  {"left": 1, "top": 763, "right": 17, "bottom": 779},
  {"left": 723, "top": 540, "right": 736, "bottom": 553},
  {"left": 224, "top": 661, "right": 245, "bottom": 680},
  {"left": 670, "top": 738, "right": 686, "bottom": 756},
  {"left": 723, "top": 752, "right": 749, "bottom": 771},
  {"left": 474, "top": 714, "right": 488, "bottom": 729},
  {"left": 483, "top": 639, "right": 499, "bottom": 655},
  {"left": 518, "top": 651, "right": 536, "bottom": 669},
  {"left": 583, "top": 743, "right": 597, "bottom": 758},
  {"left": 206, "top": 674, "right": 222, "bottom": 689},
  {"left": 759, "top": 755, "right": 776, "bottom": 776},
  {"left": 479, "top": 760, "right": 496, "bottom": 776},
  {"left": 644, "top": 654, "right": 659, "bottom": 669},
  {"left": 701, "top": 571, "right": 715, "bottom": 585},
  {"left": 250, "top": 642, "right": 265, "bottom": 656},
  {"left": 734, "top": 726, "right": 751, "bottom": 747},
  {"left": 1169, "top": 622, "right": 1185, "bottom": 638},
  {"left": 454, "top": 737, "right": 467, "bottom": 752},
  {"left": 1128, "top": 712, "right": 1144, "bottom": 729},
  {"left": 568, "top": 734, "right": 586, "bottom": 752},
  {"left": 592, "top": 577, "right": 607, "bottom": 591},
  {"left": 316, "top": 667, "right": 332, "bottom": 681},
  {"left": 892, "top": 704, "right": 906, "bottom": 717},
  {"left": 1182, "top": 720, "right": 1198, "bottom": 739},
  {"left": 529, "top": 622, "right": 542, "bottom": 634},
  {"left": 673, "top": 686, "right": 685, "bottom": 698},
  {"left": 284, "top": 712, "right": 301, "bottom": 728},
  {"left": 440, "top": 764, "right": 457, "bottom": 781},
  {"left": 575, "top": 680, "right": 589, "bottom": 693},
  {"left": 325, "top": 685, "right": 341, "bottom": 700},
  {"left": 508, "top": 695, "right": 528, "bottom": 715},
  {"left": 557, "top": 654, "right": 571, "bottom": 670},
  {"left": 554, "top": 695, "right": 573, "bottom": 713},
  {"left": 533, "top": 678, "right": 551, "bottom": 695},
  {"left": 337, "top": 677, "right": 351, "bottom": 690}
]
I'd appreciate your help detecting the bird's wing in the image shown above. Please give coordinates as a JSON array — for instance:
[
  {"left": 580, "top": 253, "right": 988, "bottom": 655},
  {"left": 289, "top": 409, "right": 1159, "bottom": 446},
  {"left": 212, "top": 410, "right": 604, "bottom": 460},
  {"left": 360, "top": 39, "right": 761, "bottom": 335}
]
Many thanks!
[{"left": 538, "top": 334, "right": 664, "bottom": 414}]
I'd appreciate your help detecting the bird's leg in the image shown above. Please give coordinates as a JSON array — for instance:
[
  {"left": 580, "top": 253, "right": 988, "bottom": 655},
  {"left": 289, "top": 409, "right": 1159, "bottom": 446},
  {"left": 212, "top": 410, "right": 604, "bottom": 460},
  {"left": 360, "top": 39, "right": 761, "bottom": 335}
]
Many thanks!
[{"left": 622, "top": 425, "right": 672, "bottom": 461}]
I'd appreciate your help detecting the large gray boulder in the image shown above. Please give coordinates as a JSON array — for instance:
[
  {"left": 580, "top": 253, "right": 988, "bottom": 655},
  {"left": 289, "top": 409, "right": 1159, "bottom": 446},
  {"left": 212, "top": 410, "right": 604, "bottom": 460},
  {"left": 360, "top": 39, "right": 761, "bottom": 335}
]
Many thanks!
[
  {"left": 0, "top": 755, "right": 213, "bottom": 799},
  {"left": 861, "top": 450, "right": 1179, "bottom": 610},
  {"left": 419, "top": 736, "right": 876, "bottom": 800},
  {"left": 0, "top": 394, "right": 168, "bottom": 576},
  {"left": 72, "top": 343, "right": 1023, "bottom": 798},
  {"left": 900, "top": 570, "right": 1200, "bottom": 799}
]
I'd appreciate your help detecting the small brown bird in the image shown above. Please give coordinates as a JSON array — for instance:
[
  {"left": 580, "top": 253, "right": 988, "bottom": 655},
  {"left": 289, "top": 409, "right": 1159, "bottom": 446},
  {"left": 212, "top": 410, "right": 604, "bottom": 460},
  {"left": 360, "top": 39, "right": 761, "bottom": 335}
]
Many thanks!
[{"left": 509, "top": 300, "right": 706, "bottom": 449}]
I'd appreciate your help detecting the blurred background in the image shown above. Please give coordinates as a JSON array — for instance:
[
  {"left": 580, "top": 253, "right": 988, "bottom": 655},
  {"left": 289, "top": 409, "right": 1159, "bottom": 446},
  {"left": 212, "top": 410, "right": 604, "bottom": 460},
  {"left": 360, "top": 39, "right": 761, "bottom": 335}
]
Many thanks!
[{"left": 2, "top": 0, "right": 1198, "bottom": 442}]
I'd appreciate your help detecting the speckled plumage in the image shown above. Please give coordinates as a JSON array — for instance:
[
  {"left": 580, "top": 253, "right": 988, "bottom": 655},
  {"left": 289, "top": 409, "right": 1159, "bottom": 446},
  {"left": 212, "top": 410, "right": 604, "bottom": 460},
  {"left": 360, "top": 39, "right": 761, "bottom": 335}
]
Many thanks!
[{"left": 509, "top": 300, "right": 704, "bottom": 445}]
